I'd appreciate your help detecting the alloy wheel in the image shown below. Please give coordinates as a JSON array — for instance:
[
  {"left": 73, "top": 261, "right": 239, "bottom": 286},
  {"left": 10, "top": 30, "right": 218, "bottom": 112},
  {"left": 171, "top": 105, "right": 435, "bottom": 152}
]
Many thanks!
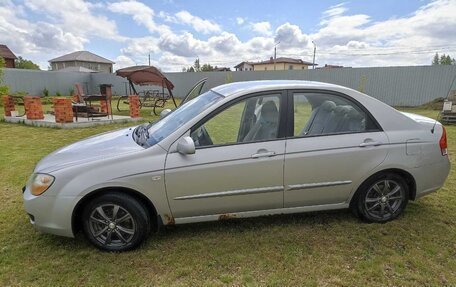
[
  {"left": 88, "top": 204, "right": 136, "bottom": 248},
  {"left": 364, "top": 179, "right": 405, "bottom": 220}
]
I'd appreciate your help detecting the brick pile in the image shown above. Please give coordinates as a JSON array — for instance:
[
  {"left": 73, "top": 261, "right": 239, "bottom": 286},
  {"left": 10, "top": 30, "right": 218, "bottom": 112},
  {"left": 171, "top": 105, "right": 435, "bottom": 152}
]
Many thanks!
[
  {"left": 100, "top": 85, "right": 112, "bottom": 114},
  {"left": 2, "top": 95, "right": 15, "bottom": 116},
  {"left": 53, "top": 98, "right": 73, "bottom": 123},
  {"left": 24, "top": 96, "right": 44, "bottom": 120},
  {"left": 129, "top": 95, "right": 140, "bottom": 118}
]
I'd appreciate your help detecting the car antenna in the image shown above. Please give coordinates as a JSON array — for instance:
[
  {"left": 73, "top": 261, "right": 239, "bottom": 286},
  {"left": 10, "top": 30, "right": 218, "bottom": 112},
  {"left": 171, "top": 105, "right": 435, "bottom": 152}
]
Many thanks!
[{"left": 432, "top": 71, "right": 456, "bottom": 134}]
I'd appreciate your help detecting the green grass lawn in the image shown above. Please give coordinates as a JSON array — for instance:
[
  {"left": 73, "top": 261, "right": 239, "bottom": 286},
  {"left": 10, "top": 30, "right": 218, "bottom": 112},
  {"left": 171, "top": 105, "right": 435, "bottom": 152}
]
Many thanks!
[{"left": 0, "top": 104, "right": 455, "bottom": 286}]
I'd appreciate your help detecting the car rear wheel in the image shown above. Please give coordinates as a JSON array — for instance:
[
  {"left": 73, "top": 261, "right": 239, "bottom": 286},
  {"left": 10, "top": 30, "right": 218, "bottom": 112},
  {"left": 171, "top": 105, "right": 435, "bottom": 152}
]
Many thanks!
[
  {"left": 355, "top": 173, "right": 409, "bottom": 223},
  {"left": 82, "top": 192, "right": 150, "bottom": 251}
]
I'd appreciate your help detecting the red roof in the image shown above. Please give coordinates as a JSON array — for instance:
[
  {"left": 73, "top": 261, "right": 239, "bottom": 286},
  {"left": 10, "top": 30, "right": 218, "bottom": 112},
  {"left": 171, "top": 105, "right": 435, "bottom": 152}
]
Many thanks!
[{"left": 0, "top": 44, "right": 17, "bottom": 60}]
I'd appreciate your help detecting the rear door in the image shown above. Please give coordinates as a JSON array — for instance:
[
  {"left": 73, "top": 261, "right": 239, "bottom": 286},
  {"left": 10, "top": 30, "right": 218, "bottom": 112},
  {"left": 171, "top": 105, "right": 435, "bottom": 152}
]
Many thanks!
[{"left": 284, "top": 91, "right": 389, "bottom": 207}]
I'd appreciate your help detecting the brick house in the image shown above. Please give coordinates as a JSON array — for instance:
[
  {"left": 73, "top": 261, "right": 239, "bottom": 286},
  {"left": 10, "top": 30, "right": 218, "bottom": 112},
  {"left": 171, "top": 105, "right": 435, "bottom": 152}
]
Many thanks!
[{"left": 0, "top": 44, "right": 17, "bottom": 68}]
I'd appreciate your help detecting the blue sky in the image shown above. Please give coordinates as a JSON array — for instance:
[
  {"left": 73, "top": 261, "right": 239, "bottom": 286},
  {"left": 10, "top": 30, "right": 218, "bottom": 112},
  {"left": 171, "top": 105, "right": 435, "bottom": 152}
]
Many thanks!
[{"left": 1, "top": 0, "right": 455, "bottom": 71}]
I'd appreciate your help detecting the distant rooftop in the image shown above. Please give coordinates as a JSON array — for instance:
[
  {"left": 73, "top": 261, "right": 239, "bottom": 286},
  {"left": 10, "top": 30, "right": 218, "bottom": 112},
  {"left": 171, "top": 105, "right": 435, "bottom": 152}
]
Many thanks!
[
  {"left": 0, "top": 44, "right": 17, "bottom": 60},
  {"left": 49, "top": 51, "right": 114, "bottom": 64},
  {"left": 256, "top": 57, "right": 314, "bottom": 65}
]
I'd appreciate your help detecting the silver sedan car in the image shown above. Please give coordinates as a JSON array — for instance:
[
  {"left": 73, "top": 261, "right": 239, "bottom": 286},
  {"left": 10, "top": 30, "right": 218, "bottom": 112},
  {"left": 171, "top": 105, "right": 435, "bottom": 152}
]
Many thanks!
[{"left": 23, "top": 80, "right": 450, "bottom": 251}]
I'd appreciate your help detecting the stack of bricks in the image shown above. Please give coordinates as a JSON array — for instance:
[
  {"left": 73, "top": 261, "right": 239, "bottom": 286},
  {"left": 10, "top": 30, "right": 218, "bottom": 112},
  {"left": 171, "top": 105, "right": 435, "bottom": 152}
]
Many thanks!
[
  {"left": 129, "top": 95, "right": 140, "bottom": 118},
  {"left": 100, "top": 85, "right": 112, "bottom": 114},
  {"left": 2, "top": 95, "right": 15, "bottom": 116},
  {"left": 53, "top": 98, "right": 73, "bottom": 123},
  {"left": 24, "top": 96, "right": 44, "bottom": 120}
]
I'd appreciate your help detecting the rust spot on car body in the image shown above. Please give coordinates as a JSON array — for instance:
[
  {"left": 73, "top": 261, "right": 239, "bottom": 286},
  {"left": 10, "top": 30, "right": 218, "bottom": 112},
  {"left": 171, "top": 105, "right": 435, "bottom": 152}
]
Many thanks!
[
  {"left": 163, "top": 214, "right": 175, "bottom": 225},
  {"left": 218, "top": 213, "right": 237, "bottom": 220}
]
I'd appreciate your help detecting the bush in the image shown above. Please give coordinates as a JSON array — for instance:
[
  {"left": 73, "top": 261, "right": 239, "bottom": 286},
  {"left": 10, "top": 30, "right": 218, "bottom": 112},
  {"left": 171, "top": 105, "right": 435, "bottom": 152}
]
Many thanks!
[{"left": 42, "top": 88, "right": 49, "bottom": 97}]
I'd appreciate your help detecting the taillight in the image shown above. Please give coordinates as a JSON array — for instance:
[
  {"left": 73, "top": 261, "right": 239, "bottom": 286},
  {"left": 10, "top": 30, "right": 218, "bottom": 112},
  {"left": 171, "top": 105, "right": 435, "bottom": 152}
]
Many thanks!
[{"left": 440, "top": 126, "right": 448, "bottom": 156}]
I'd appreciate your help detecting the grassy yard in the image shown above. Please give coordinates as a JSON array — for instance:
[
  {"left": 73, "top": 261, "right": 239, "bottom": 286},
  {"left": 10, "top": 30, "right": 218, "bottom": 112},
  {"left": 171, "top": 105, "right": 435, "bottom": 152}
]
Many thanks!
[{"left": 0, "top": 103, "right": 455, "bottom": 286}]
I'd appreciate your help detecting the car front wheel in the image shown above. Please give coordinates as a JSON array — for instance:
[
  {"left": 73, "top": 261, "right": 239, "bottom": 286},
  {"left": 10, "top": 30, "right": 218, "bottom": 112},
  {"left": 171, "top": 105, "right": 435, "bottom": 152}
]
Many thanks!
[
  {"left": 81, "top": 192, "right": 150, "bottom": 251},
  {"left": 355, "top": 173, "right": 409, "bottom": 223}
]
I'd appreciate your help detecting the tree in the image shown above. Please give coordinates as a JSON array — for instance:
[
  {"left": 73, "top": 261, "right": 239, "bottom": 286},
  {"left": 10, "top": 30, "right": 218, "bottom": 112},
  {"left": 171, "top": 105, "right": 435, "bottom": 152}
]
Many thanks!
[
  {"left": 15, "top": 56, "right": 40, "bottom": 70},
  {"left": 0, "top": 57, "right": 9, "bottom": 95},
  {"left": 432, "top": 53, "right": 440, "bottom": 65},
  {"left": 193, "top": 58, "right": 201, "bottom": 72},
  {"left": 200, "top": 63, "right": 214, "bottom": 72},
  {"left": 434, "top": 53, "right": 455, "bottom": 65}
]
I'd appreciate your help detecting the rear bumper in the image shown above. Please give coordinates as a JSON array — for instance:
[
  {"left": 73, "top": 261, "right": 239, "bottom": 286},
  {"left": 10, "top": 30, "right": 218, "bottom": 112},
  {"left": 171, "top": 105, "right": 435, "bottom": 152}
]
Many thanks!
[
  {"left": 413, "top": 157, "right": 450, "bottom": 199},
  {"left": 23, "top": 187, "right": 77, "bottom": 238}
]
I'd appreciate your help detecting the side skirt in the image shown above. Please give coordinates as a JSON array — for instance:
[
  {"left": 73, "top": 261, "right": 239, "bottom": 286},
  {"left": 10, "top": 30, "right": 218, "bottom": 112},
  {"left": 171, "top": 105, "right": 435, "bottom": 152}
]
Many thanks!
[{"left": 174, "top": 202, "right": 349, "bottom": 224}]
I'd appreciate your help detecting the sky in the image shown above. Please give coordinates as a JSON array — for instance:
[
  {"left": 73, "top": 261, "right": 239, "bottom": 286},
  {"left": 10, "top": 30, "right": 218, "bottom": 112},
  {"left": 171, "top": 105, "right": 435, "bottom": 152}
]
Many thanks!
[{"left": 1, "top": 0, "right": 456, "bottom": 71}]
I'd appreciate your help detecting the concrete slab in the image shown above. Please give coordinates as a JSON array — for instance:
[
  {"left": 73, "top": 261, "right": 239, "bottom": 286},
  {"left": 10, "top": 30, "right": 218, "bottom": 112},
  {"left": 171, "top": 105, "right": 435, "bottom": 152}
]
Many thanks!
[{"left": 3, "top": 114, "right": 144, "bottom": 128}]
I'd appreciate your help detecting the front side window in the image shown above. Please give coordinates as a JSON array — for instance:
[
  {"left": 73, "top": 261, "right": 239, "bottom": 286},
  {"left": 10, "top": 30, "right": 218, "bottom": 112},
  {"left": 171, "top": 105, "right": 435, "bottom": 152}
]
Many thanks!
[
  {"left": 191, "top": 94, "right": 281, "bottom": 147},
  {"left": 293, "top": 92, "right": 378, "bottom": 137},
  {"left": 145, "top": 91, "right": 222, "bottom": 146}
]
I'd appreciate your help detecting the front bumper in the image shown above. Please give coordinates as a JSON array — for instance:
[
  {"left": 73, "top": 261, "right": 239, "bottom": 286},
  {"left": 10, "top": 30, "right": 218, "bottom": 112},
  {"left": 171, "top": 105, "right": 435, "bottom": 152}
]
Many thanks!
[{"left": 23, "top": 186, "right": 78, "bottom": 238}]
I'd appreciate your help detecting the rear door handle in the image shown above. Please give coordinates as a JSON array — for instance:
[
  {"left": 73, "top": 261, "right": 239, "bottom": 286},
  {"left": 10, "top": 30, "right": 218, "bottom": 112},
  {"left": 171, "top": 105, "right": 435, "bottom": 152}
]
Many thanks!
[
  {"left": 359, "top": 141, "right": 382, "bottom": 147},
  {"left": 251, "top": 151, "right": 276, "bottom": 158}
]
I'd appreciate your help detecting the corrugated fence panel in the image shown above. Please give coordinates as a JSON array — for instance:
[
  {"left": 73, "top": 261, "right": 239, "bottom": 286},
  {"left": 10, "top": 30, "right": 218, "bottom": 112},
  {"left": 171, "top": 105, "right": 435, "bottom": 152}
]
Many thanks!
[
  {"left": 3, "top": 65, "right": 456, "bottom": 106},
  {"left": 3, "top": 68, "right": 89, "bottom": 96}
]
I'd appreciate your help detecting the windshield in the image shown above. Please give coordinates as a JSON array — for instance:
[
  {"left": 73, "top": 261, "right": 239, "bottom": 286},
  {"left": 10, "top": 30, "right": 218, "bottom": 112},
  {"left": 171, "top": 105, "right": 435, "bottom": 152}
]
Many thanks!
[{"left": 145, "top": 91, "right": 223, "bottom": 146}]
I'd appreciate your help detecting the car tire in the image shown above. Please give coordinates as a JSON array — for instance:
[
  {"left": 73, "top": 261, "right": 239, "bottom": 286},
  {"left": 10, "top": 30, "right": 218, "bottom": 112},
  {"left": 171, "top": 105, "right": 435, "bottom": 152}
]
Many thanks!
[
  {"left": 81, "top": 192, "right": 150, "bottom": 251},
  {"left": 354, "top": 173, "right": 409, "bottom": 223}
]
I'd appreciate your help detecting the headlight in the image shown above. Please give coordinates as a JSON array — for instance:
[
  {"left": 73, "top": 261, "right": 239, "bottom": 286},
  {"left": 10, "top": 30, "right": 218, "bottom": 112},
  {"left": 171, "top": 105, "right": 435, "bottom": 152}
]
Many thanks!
[{"left": 28, "top": 173, "right": 55, "bottom": 196}]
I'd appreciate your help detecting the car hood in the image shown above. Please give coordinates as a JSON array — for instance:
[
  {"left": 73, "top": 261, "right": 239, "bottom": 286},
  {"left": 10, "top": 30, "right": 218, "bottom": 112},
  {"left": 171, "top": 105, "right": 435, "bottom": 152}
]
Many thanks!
[{"left": 34, "top": 127, "right": 144, "bottom": 173}]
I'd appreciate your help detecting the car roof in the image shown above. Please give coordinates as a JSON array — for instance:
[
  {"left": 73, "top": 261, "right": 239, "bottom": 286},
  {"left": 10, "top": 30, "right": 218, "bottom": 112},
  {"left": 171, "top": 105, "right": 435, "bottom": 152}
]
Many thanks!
[{"left": 211, "top": 80, "right": 347, "bottom": 97}]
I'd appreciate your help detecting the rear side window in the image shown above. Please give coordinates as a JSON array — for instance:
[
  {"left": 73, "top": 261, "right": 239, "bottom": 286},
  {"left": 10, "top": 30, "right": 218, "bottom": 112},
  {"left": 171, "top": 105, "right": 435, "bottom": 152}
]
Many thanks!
[{"left": 293, "top": 92, "right": 379, "bottom": 137}]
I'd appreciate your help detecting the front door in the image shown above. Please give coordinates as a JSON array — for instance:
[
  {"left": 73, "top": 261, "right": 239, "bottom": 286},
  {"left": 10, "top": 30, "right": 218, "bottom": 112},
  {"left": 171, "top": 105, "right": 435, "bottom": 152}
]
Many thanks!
[
  {"left": 165, "top": 92, "right": 286, "bottom": 218},
  {"left": 284, "top": 91, "right": 389, "bottom": 207}
]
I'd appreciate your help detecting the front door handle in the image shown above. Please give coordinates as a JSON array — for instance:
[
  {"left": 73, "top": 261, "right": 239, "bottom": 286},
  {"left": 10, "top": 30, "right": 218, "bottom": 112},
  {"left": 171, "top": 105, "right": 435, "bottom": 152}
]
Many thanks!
[
  {"left": 359, "top": 141, "right": 382, "bottom": 147},
  {"left": 251, "top": 150, "right": 276, "bottom": 158}
]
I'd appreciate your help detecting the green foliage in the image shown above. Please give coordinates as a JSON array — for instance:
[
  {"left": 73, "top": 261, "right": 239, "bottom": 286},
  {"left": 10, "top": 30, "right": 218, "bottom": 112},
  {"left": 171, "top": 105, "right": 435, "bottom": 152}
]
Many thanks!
[
  {"left": 0, "top": 56, "right": 9, "bottom": 95},
  {"left": 0, "top": 86, "right": 10, "bottom": 95},
  {"left": 432, "top": 53, "right": 456, "bottom": 65},
  {"left": 55, "top": 91, "right": 62, "bottom": 97},
  {"left": 193, "top": 58, "right": 200, "bottom": 72},
  {"left": 42, "top": 88, "right": 49, "bottom": 97},
  {"left": 183, "top": 58, "right": 216, "bottom": 72},
  {"left": 432, "top": 53, "right": 440, "bottom": 65},
  {"left": 15, "top": 56, "right": 40, "bottom": 70},
  {"left": 225, "top": 71, "right": 233, "bottom": 84},
  {"left": 0, "top": 106, "right": 456, "bottom": 286},
  {"left": 200, "top": 63, "right": 214, "bottom": 72}
]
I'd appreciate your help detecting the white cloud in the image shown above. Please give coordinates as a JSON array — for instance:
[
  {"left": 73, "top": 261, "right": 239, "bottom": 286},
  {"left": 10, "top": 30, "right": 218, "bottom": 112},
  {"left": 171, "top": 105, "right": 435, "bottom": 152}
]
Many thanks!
[
  {"left": 275, "top": 22, "right": 309, "bottom": 48},
  {"left": 161, "top": 10, "right": 222, "bottom": 34},
  {"left": 158, "top": 32, "right": 212, "bottom": 57},
  {"left": 24, "top": 0, "right": 124, "bottom": 41},
  {"left": 108, "top": 0, "right": 171, "bottom": 35},
  {"left": 114, "top": 55, "right": 136, "bottom": 70},
  {"left": 251, "top": 21, "right": 272, "bottom": 36},
  {"left": 2, "top": 0, "right": 456, "bottom": 71}
]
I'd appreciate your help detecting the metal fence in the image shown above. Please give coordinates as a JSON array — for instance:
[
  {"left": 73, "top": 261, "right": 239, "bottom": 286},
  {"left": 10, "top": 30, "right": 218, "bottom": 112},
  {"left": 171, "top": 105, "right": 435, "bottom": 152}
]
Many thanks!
[{"left": 3, "top": 65, "right": 456, "bottom": 106}]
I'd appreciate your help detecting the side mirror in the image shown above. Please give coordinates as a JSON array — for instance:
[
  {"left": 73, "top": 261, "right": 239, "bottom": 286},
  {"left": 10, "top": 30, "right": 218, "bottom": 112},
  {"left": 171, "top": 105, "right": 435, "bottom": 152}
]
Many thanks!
[
  {"left": 160, "top": 109, "right": 172, "bottom": 118},
  {"left": 176, "top": 136, "right": 195, "bottom": 155}
]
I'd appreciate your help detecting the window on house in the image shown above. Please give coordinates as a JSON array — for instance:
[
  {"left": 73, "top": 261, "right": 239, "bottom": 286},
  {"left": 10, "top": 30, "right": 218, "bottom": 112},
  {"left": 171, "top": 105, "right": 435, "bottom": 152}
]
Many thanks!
[{"left": 289, "top": 65, "right": 294, "bottom": 70}]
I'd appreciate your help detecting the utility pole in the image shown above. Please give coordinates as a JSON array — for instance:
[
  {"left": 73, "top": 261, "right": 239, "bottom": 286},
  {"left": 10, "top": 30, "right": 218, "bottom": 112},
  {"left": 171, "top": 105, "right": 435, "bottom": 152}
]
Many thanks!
[
  {"left": 312, "top": 41, "right": 316, "bottom": 69},
  {"left": 148, "top": 53, "right": 151, "bottom": 66},
  {"left": 274, "top": 42, "right": 280, "bottom": 70}
]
